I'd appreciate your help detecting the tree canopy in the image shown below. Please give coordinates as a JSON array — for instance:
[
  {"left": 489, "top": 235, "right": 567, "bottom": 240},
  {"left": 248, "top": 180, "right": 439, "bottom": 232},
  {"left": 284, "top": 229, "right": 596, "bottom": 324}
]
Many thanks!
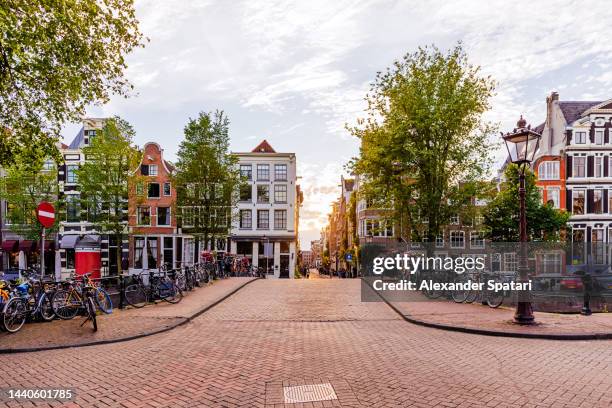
[
  {"left": 0, "top": 0, "right": 145, "bottom": 167},
  {"left": 349, "top": 44, "right": 496, "bottom": 240},
  {"left": 483, "top": 164, "right": 569, "bottom": 241},
  {"left": 174, "top": 110, "right": 241, "bottom": 248},
  {"left": 77, "top": 116, "right": 142, "bottom": 273}
]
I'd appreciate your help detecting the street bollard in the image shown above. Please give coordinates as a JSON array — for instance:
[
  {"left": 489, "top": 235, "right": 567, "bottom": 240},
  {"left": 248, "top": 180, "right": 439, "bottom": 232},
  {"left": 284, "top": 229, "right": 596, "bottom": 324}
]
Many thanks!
[
  {"left": 580, "top": 273, "right": 592, "bottom": 316},
  {"left": 118, "top": 275, "right": 125, "bottom": 310}
]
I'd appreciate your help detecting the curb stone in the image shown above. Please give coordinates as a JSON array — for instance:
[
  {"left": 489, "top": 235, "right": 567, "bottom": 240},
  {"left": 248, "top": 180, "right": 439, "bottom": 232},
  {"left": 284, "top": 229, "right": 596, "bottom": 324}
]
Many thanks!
[
  {"left": 0, "top": 278, "right": 261, "bottom": 354},
  {"left": 362, "top": 278, "right": 612, "bottom": 341}
]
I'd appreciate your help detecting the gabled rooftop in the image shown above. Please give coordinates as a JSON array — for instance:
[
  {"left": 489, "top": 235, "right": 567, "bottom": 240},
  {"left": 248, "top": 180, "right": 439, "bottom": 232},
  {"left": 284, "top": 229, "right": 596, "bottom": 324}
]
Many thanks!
[{"left": 251, "top": 139, "right": 276, "bottom": 153}]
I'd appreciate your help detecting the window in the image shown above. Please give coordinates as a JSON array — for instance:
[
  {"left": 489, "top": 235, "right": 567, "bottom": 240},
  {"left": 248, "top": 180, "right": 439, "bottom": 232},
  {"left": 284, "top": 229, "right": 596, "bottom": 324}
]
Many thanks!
[
  {"left": 572, "top": 190, "right": 585, "bottom": 214},
  {"left": 491, "top": 253, "right": 501, "bottom": 272},
  {"left": 274, "top": 184, "right": 287, "bottom": 203},
  {"left": 475, "top": 215, "right": 484, "bottom": 225},
  {"left": 572, "top": 190, "right": 585, "bottom": 215},
  {"left": 435, "top": 234, "right": 444, "bottom": 248},
  {"left": 450, "top": 215, "right": 459, "bottom": 225},
  {"left": 134, "top": 237, "right": 145, "bottom": 269},
  {"left": 257, "top": 164, "right": 270, "bottom": 180},
  {"left": 573, "top": 157, "right": 585, "bottom": 177},
  {"left": 594, "top": 190, "right": 603, "bottom": 214},
  {"left": 239, "top": 210, "right": 252, "bottom": 229},
  {"left": 257, "top": 210, "right": 269, "bottom": 229},
  {"left": 540, "top": 253, "right": 562, "bottom": 274},
  {"left": 137, "top": 207, "right": 151, "bottom": 225},
  {"left": 136, "top": 182, "right": 144, "bottom": 195},
  {"left": 257, "top": 185, "right": 269, "bottom": 203},
  {"left": 538, "top": 161, "right": 560, "bottom": 180},
  {"left": 450, "top": 231, "right": 464, "bottom": 248},
  {"left": 240, "top": 164, "right": 252, "bottom": 180},
  {"left": 470, "top": 231, "right": 485, "bottom": 249},
  {"left": 274, "top": 209, "right": 287, "bottom": 230},
  {"left": 148, "top": 183, "right": 160, "bottom": 198},
  {"left": 595, "top": 130, "right": 604, "bottom": 145},
  {"left": 42, "top": 160, "right": 55, "bottom": 171},
  {"left": 163, "top": 182, "right": 171, "bottom": 196},
  {"left": 66, "top": 195, "right": 80, "bottom": 222},
  {"left": 147, "top": 237, "right": 158, "bottom": 268},
  {"left": 503, "top": 253, "right": 517, "bottom": 272},
  {"left": 182, "top": 207, "right": 195, "bottom": 227},
  {"left": 66, "top": 165, "right": 78, "bottom": 183},
  {"left": 595, "top": 156, "right": 603, "bottom": 177},
  {"left": 591, "top": 229, "right": 605, "bottom": 264},
  {"left": 239, "top": 185, "right": 252, "bottom": 202},
  {"left": 148, "top": 165, "right": 158, "bottom": 176},
  {"left": 546, "top": 188, "right": 560, "bottom": 209},
  {"left": 385, "top": 222, "right": 393, "bottom": 237},
  {"left": 575, "top": 131, "right": 586, "bottom": 144},
  {"left": 157, "top": 207, "right": 171, "bottom": 226},
  {"left": 274, "top": 164, "right": 287, "bottom": 181}
]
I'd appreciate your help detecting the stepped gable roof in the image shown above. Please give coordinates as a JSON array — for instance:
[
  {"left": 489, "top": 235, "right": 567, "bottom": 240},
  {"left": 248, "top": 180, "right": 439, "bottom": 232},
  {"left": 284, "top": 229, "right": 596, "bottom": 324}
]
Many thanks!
[
  {"left": 251, "top": 140, "right": 276, "bottom": 153},
  {"left": 559, "top": 101, "right": 601, "bottom": 124}
]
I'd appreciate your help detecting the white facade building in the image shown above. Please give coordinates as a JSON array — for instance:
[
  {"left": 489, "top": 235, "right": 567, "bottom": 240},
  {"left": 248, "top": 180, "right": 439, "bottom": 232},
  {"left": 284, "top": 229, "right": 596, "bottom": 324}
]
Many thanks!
[{"left": 230, "top": 140, "right": 298, "bottom": 278}]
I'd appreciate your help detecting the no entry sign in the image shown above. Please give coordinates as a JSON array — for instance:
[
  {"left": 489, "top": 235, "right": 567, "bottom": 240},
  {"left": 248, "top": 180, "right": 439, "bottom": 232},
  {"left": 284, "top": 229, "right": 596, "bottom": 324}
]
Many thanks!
[{"left": 37, "top": 201, "right": 55, "bottom": 228}]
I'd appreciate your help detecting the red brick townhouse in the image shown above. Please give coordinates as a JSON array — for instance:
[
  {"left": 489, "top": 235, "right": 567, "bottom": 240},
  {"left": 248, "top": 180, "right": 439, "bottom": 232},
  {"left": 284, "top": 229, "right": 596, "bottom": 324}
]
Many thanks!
[{"left": 128, "top": 142, "right": 186, "bottom": 273}]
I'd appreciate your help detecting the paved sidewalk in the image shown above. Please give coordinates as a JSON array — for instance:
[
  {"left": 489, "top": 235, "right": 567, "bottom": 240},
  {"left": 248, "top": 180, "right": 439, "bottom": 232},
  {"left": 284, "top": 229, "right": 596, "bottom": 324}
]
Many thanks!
[
  {"left": 388, "top": 297, "right": 612, "bottom": 339},
  {"left": 0, "top": 277, "right": 256, "bottom": 352}
]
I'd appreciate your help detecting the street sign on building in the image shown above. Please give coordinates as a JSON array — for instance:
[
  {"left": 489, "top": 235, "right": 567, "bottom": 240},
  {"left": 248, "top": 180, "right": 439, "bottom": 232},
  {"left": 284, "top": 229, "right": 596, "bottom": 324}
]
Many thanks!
[
  {"left": 345, "top": 253, "right": 352, "bottom": 262},
  {"left": 37, "top": 202, "right": 55, "bottom": 228}
]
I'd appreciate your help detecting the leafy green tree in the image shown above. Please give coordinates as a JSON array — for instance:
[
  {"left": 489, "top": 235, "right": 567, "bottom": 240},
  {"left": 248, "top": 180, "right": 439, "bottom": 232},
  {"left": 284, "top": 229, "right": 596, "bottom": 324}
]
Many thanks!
[
  {"left": 174, "top": 111, "right": 241, "bottom": 250},
  {"left": 483, "top": 164, "right": 569, "bottom": 241},
  {"left": 0, "top": 0, "right": 145, "bottom": 167},
  {"left": 0, "top": 161, "right": 61, "bottom": 240},
  {"left": 349, "top": 44, "right": 496, "bottom": 240},
  {"left": 77, "top": 117, "right": 142, "bottom": 274}
]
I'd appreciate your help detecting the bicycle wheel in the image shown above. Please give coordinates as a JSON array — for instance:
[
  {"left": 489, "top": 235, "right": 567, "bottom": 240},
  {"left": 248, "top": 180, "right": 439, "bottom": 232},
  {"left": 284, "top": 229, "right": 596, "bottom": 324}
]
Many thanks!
[
  {"left": 160, "top": 280, "right": 183, "bottom": 304},
  {"left": 86, "top": 297, "right": 98, "bottom": 332},
  {"left": 486, "top": 281, "right": 505, "bottom": 308},
  {"left": 451, "top": 274, "right": 469, "bottom": 303},
  {"left": 2, "top": 298, "right": 27, "bottom": 333},
  {"left": 124, "top": 284, "right": 147, "bottom": 308},
  {"left": 94, "top": 288, "right": 113, "bottom": 314},
  {"left": 38, "top": 293, "right": 55, "bottom": 321},
  {"left": 51, "top": 289, "right": 80, "bottom": 320}
]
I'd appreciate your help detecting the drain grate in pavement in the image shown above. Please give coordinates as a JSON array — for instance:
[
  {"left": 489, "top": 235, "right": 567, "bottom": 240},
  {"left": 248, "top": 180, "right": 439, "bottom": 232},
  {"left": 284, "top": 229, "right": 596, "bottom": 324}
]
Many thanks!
[{"left": 283, "top": 383, "right": 338, "bottom": 403}]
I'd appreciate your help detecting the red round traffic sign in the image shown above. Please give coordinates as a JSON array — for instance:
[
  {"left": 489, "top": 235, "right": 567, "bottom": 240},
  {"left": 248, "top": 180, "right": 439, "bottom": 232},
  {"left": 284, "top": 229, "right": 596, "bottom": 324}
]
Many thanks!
[{"left": 37, "top": 201, "right": 56, "bottom": 228}]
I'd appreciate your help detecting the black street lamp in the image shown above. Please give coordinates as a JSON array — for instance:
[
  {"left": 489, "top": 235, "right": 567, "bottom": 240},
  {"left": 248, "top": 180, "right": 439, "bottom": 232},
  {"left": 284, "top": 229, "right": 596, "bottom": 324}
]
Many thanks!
[{"left": 502, "top": 115, "right": 541, "bottom": 324}]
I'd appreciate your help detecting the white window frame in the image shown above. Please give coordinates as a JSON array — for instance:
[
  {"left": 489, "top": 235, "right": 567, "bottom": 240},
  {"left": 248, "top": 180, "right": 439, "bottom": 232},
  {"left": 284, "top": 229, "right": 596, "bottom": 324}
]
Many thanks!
[
  {"left": 595, "top": 156, "right": 603, "bottom": 178},
  {"left": 148, "top": 165, "right": 158, "bottom": 176},
  {"left": 538, "top": 161, "right": 560, "bottom": 180},
  {"left": 574, "top": 131, "right": 587, "bottom": 144},
  {"left": 470, "top": 231, "right": 485, "bottom": 249},
  {"left": 450, "top": 231, "right": 465, "bottom": 249},
  {"left": 546, "top": 187, "right": 560, "bottom": 209},
  {"left": 573, "top": 156, "right": 586, "bottom": 178},
  {"left": 137, "top": 206, "right": 151, "bottom": 226},
  {"left": 595, "top": 130, "right": 604, "bottom": 145}
]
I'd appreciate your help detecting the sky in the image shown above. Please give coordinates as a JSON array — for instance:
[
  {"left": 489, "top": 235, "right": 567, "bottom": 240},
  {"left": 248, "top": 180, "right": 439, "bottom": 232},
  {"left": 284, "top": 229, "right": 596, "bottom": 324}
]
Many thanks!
[{"left": 62, "top": 0, "right": 612, "bottom": 248}]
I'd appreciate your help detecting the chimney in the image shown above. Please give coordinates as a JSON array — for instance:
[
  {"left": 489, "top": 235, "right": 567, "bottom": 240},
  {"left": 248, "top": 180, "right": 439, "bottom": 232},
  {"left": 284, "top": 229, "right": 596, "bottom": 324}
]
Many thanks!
[{"left": 545, "top": 91, "right": 559, "bottom": 150}]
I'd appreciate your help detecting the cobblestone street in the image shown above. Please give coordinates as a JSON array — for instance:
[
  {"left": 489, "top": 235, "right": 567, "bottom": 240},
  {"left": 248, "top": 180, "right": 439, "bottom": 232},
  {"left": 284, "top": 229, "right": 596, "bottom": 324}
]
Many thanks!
[{"left": 2, "top": 278, "right": 611, "bottom": 408}]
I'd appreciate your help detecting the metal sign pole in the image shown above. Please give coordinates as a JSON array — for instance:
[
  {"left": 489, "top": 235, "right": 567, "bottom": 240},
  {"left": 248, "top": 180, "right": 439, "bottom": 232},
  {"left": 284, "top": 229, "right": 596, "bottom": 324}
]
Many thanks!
[{"left": 41, "top": 227, "right": 45, "bottom": 276}]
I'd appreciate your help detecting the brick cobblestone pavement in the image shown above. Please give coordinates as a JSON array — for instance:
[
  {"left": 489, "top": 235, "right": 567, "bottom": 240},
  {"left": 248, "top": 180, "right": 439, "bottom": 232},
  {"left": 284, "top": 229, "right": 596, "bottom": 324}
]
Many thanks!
[
  {"left": 0, "top": 277, "right": 255, "bottom": 350},
  {"left": 388, "top": 297, "right": 612, "bottom": 337},
  {"left": 0, "top": 277, "right": 611, "bottom": 407}
]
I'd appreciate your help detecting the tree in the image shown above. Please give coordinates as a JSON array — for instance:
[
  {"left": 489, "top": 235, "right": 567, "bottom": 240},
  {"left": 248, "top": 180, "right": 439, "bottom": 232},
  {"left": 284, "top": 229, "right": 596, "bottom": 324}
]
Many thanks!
[
  {"left": 174, "top": 111, "right": 241, "bottom": 250},
  {"left": 349, "top": 44, "right": 496, "bottom": 241},
  {"left": 483, "top": 164, "right": 569, "bottom": 242},
  {"left": 77, "top": 117, "right": 142, "bottom": 274},
  {"left": 0, "top": 160, "right": 61, "bottom": 241},
  {"left": 0, "top": 0, "right": 145, "bottom": 167}
]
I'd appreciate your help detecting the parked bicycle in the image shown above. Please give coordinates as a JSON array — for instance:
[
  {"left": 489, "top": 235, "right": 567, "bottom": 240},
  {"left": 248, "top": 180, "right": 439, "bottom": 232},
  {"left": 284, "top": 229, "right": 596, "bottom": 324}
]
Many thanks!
[
  {"left": 123, "top": 270, "right": 183, "bottom": 308},
  {"left": 51, "top": 272, "right": 112, "bottom": 320},
  {"left": 1, "top": 270, "right": 56, "bottom": 333}
]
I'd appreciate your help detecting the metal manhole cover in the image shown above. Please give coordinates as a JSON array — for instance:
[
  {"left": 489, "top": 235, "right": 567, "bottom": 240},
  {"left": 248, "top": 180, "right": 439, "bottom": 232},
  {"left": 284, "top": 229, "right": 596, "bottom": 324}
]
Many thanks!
[{"left": 284, "top": 383, "right": 338, "bottom": 403}]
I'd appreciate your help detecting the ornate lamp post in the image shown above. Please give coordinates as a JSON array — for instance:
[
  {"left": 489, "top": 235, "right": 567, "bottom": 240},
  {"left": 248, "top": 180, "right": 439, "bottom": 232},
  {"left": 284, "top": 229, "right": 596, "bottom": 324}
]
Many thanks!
[{"left": 502, "top": 115, "right": 541, "bottom": 324}]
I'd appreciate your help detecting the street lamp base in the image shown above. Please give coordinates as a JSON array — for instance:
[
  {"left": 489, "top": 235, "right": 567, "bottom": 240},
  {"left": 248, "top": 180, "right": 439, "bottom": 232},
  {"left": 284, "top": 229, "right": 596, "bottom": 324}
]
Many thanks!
[{"left": 514, "top": 302, "right": 535, "bottom": 325}]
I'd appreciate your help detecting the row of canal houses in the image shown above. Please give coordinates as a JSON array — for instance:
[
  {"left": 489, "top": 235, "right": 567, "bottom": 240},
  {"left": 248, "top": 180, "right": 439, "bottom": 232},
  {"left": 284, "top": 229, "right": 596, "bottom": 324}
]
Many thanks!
[{"left": 0, "top": 119, "right": 301, "bottom": 280}]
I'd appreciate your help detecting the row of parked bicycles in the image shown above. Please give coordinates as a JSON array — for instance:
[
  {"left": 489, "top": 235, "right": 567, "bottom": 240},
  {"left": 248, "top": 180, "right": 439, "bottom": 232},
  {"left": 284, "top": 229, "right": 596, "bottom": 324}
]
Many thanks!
[{"left": 0, "top": 260, "right": 244, "bottom": 334}]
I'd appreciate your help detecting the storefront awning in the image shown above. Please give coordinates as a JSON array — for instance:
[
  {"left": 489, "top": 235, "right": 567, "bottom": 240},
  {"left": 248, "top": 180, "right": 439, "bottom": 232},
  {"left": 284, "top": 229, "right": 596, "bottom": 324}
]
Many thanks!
[
  {"left": 60, "top": 235, "right": 79, "bottom": 249},
  {"left": 76, "top": 234, "right": 101, "bottom": 249},
  {"left": 1, "top": 240, "right": 18, "bottom": 252},
  {"left": 18, "top": 240, "right": 35, "bottom": 252}
]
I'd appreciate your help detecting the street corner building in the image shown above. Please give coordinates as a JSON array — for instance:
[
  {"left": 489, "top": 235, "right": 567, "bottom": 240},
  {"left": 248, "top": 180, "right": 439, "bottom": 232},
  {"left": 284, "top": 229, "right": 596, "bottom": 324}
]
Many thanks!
[
  {"left": 128, "top": 142, "right": 186, "bottom": 274},
  {"left": 231, "top": 140, "right": 300, "bottom": 278},
  {"left": 533, "top": 93, "right": 612, "bottom": 252}
]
